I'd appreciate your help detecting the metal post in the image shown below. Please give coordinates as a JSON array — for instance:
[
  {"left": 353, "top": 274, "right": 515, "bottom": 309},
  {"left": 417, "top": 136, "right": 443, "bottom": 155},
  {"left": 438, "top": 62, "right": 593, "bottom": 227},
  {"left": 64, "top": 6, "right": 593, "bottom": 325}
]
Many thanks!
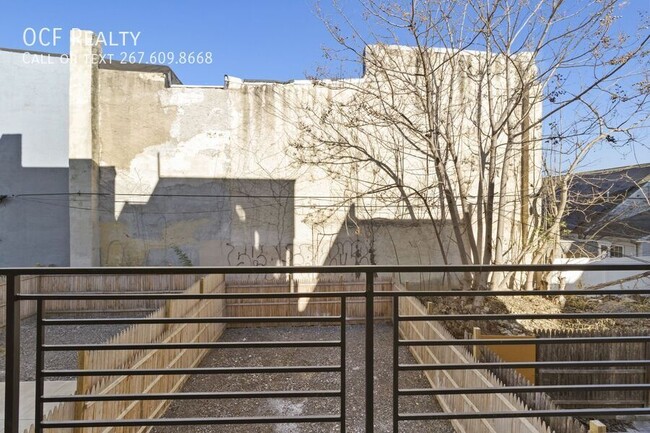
[
  {"left": 340, "top": 296, "right": 347, "bottom": 432},
  {"left": 35, "top": 300, "right": 44, "bottom": 433},
  {"left": 392, "top": 294, "right": 399, "bottom": 433},
  {"left": 365, "top": 272, "right": 374, "bottom": 433},
  {"left": 5, "top": 274, "right": 21, "bottom": 433}
]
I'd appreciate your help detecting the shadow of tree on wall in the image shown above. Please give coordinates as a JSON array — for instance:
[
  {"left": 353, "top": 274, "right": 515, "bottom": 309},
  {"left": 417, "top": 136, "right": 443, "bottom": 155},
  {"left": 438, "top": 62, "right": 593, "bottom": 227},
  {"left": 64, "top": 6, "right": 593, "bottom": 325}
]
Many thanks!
[{"left": 315, "top": 204, "right": 462, "bottom": 289}]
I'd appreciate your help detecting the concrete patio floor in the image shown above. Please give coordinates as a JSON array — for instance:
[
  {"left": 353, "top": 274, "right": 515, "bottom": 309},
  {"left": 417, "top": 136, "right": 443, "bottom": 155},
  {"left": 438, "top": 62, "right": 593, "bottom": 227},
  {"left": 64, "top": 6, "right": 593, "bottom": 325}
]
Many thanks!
[{"left": 0, "top": 381, "right": 76, "bottom": 433}]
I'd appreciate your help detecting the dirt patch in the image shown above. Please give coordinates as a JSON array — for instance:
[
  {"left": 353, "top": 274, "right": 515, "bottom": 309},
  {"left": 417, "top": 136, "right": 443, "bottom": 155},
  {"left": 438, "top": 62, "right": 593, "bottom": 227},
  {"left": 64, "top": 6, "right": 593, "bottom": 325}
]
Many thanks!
[{"left": 420, "top": 293, "right": 650, "bottom": 338}]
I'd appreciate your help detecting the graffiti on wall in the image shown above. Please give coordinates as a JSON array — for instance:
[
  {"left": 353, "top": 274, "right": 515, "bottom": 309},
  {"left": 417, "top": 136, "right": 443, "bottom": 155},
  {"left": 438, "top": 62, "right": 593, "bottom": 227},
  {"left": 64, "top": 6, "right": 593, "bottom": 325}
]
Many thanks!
[
  {"left": 225, "top": 243, "right": 313, "bottom": 266},
  {"left": 323, "top": 238, "right": 373, "bottom": 265},
  {"left": 224, "top": 237, "right": 374, "bottom": 267}
]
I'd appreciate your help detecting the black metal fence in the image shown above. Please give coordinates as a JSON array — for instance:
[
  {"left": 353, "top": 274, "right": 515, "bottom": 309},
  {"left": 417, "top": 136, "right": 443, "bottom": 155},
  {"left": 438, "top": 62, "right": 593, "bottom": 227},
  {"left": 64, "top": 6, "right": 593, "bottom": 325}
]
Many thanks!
[{"left": 3, "top": 263, "right": 650, "bottom": 433}]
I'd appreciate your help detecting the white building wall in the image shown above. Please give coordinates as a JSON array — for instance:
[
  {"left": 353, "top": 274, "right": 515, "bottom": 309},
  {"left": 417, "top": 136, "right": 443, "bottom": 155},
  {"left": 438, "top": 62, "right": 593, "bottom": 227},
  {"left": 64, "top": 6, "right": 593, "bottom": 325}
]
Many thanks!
[
  {"left": 554, "top": 256, "right": 650, "bottom": 290},
  {"left": 0, "top": 49, "right": 69, "bottom": 167}
]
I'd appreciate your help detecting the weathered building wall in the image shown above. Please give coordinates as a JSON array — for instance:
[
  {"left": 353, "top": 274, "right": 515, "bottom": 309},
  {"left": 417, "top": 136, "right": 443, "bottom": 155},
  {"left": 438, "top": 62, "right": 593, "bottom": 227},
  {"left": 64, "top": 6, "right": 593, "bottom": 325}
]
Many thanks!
[
  {"left": 91, "top": 66, "right": 460, "bottom": 272},
  {"left": 99, "top": 174, "right": 295, "bottom": 267},
  {"left": 68, "top": 29, "right": 101, "bottom": 266},
  {"left": 92, "top": 61, "right": 343, "bottom": 267},
  {"left": 65, "top": 30, "right": 539, "bottom": 287},
  {"left": 319, "top": 217, "right": 462, "bottom": 286},
  {"left": 358, "top": 46, "right": 543, "bottom": 266},
  {"left": 0, "top": 49, "right": 70, "bottom": 266}
]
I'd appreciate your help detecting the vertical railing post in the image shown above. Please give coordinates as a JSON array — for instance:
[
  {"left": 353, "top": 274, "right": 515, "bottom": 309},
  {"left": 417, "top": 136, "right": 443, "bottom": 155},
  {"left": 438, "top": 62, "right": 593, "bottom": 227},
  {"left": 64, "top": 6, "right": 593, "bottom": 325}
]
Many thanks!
[
  {"left": 340, "top": 296, "right": 347, "bottom": 432},
  {"left": 5, "top": 273, "right": 21, "bottom": 433},
  {"left": 365, "top": 271, "right": 374, "bottom": 433},
  {"left": 35, "top": 299, "right": 44, "bottom": 433},
  {"left": 392, "top": 294, "right": 399, "bottom": 433}
]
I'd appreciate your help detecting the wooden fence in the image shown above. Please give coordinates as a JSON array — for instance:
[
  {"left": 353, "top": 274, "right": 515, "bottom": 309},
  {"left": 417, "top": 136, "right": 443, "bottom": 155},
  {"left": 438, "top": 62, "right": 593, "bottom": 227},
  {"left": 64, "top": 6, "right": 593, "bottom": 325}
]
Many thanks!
[
  {"left": 396, "top": 283, "right": 552, "bottom": 433},
  {"left": 226, "top": 275, "right": 393, "bottom": 323},
  {"left": 28, "top": 274, "right": 225, "bottom": 433},
  {"left": 470, "top": 329, "right": 537, "bottom": 384},
  {"left": 481, "top": 348, "right": 588, "bottom": 433},
  {"left": 0, "top": 274, "right": 199, "bottom": 327},
  {"left": 534, "top": 328, "right": 650, "bottom": 409}
]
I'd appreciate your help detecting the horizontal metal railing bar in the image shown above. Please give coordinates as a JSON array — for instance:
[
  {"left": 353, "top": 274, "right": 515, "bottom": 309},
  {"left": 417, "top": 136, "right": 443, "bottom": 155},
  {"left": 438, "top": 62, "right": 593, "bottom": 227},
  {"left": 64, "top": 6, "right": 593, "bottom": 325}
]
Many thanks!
[
  {"left": 397, "top": 407, "right": 650, "bottom": 420},
  {"left": 4, "top": 263, "right": 649, "bottom": 433},
  {"left": 42, "top": 365, "right": 342, "bottom": 377},
  {"left": 400, "top": 384, "right": 650, "bottom": 396},
  {"left": 386, "top": 288, "right": 650, "bottom": 297},
  {"left": 43, "top": 316, "right": 343, "bottom": 325},
  {"left": 399, "top": 336, "right": 650, "bottom": 346},
  {"left": 43, "top": 389, "right": 342, "bottom": 403},
  {"left": 2, "top": 262, "right": 648, "bottom": 276},
  {"left": 399, "top": 312, "right": 650, "bottom": 320},
  {"left": 42, "top": 415, "right": 342, "bottom": 428},
  {"left": 18, "top": 288, "right": 650, "bottom": 301},
  {"left": 43, "top": 340, "right": 341, "bottom": 351},
  {"left": 399, "top": 360, "right": 650, "bottom": 371},
  {"left": 18, "top": 292, "right": 365, "bottom": 301}
]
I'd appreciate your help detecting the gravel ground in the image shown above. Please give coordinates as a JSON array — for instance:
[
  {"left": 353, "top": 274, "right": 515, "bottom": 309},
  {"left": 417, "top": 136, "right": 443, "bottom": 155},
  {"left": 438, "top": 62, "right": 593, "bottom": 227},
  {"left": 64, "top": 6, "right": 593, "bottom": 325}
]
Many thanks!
[
  {"left": 0, "top": 311, "right": 150, "bottom": 381},
  {"left": 1, "top": 318, "right": 454, "bottom": 432},
  {"left": 152, "top": 324, "right": 455, "bottom": 433}
]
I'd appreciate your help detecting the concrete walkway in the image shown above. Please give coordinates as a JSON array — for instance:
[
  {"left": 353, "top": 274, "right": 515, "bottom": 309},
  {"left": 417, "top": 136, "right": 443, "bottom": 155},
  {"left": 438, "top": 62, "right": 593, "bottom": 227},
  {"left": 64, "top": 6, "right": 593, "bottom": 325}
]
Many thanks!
[
  {"left": 0, "top": 381, "right": 76, "bottom": 433},
  {"left": 628, "top": 421, "right": 650, "bottom": 432}
]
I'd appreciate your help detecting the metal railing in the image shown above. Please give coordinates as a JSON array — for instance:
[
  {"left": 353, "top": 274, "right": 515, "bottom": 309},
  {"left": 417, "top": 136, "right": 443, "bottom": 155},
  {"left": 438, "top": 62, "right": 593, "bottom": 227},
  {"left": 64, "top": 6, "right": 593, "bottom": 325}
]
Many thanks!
[{"left": 3, "top": 263, "right": 650, "bottom": 433}]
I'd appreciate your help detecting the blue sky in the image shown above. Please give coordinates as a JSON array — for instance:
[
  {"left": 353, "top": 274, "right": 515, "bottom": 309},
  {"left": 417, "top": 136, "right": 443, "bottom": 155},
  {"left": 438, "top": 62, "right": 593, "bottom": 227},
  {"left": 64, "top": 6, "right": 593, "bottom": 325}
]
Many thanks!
[
  {"left": 0, "top": 0, "right": 337, "bottom": 85},
  {"left": 0, "top": 0, "right": 648, "bottom": 170}
]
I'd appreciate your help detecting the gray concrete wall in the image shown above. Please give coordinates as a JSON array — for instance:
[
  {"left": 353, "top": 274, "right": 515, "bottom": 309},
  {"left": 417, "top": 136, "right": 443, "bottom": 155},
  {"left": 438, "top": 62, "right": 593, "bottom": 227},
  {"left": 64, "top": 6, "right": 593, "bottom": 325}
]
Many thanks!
[
  {"left": 0, "top": 135, "right": 70, "bottom": 266},
  {"left": 319, "top": 215, "right": 463, "bottom": 287},
  {"left": 91, "top": 66, "right": 463, "bottom": 270},
  {"left": 0, "top": 31, "right": 541, "bottom": 280}
]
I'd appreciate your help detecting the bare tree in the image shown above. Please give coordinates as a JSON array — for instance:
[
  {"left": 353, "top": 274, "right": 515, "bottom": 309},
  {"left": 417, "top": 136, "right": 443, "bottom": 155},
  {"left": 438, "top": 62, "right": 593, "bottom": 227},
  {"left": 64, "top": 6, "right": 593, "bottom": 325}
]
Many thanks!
[{"left": 287, "top": 0, "right": 650, "bottom": 290}]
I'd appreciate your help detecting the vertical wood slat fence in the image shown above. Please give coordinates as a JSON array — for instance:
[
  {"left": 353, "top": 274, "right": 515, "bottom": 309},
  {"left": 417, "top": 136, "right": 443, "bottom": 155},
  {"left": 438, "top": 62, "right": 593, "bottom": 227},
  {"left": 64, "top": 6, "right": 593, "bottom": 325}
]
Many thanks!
[
  {"left": 480, "top": 347, "right": 588, "bottom": 433},
  {"left": 225, "top": 275, "right": 393, "bottom": 322},
  {"left": 396, "top": 283, "right": 552, "bottom": 433},
  {"left": 0, "top": 274, "right": 199, "bottom": 327},
  {"left": 534, "top": 328, "right": 650, "bottom": 409},
  {"left": 27, "top": 274, "right": 225, "bottom": 433}
]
